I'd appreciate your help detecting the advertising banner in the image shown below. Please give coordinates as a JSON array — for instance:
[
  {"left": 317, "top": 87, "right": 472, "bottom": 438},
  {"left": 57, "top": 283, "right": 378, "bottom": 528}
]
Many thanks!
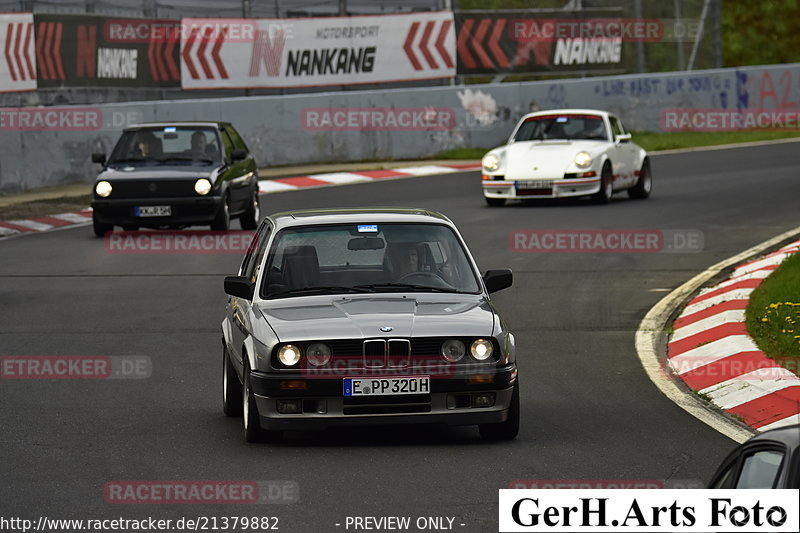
[
  {"left": 180, "top": 12, "right": 455, "bottom": 89},
  {"left": 455, "top": 10, "right": 627, "bottom": 75},
  {"left": 34, "top": 14, "right": 181, "bottom": 87},
  {"left": 0, "top": 14, "right": 36, "bottom": 92}
]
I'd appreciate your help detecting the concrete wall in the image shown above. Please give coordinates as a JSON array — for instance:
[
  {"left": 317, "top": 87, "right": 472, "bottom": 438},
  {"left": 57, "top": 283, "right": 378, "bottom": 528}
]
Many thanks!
[{"left": 1, "top": 62, "right": 797, "bottom": 193}]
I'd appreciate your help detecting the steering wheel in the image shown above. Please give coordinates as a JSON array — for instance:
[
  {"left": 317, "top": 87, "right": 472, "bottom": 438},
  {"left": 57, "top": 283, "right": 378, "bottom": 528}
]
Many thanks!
[{"left": 397, "top": 271, "right": 456, "bottom": 290}]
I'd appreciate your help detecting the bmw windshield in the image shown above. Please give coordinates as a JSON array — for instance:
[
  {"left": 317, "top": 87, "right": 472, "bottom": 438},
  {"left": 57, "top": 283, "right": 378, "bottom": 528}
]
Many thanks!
[{"left": 259, "top": 223, "right": 482, "bottom": 298}]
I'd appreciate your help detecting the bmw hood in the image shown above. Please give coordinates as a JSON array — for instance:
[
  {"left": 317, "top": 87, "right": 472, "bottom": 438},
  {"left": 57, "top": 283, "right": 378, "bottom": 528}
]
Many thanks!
[
  {"left": 500, "top": 140, "right": 603, "bottom": 180},
  {"left": 257, "top": 294, "right": 495, "bottom": 341}
]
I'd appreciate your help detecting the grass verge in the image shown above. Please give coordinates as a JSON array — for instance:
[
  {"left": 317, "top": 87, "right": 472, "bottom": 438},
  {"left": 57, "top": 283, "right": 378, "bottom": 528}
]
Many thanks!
[
  {"left": 432, "top": 130, "right": 800, "bottom": 160},
  {"left": 745, "top": 251, "right": 800, "bottom": 376}
]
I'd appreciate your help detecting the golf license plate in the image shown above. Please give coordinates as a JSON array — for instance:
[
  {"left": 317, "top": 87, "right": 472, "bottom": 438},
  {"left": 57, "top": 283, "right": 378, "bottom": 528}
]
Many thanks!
[
  {"left": 516, "top": 180, "right": 553, "bottom": 189},
  {"left": 343, "top": 376, "right": 430, "bottom": 396},
  {"left": 135, "top": 205, "right": 171, "bottom": 217}
]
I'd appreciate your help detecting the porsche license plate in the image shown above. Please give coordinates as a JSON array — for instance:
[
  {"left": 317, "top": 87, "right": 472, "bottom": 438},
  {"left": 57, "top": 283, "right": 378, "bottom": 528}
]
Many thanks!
[
  {"left": 135, "top": 205, "right": 171, "bottom": 217},
  {"left": 516, "top": 180, "right": 553, "bottom": 189},
  {"left": 343, "top": 376, "right": 430, "bottom": 396}
]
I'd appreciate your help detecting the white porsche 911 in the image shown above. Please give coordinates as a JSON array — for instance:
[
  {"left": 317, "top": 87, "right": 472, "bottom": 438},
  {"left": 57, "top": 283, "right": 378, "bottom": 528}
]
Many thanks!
[{"left": 481, "top": 109, "right": 652, "bottom": 206}]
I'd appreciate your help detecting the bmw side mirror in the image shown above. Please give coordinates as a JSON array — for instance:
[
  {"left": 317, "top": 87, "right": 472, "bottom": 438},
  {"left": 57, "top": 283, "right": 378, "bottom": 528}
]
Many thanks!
[
  {"left": 224, "top": 275, "right": 254, "bottom": 300},
  {"left": 92, "top": 152, "right": 106, "bottom": 164},
  {"left": 616, "top": 133, "right": 632, "bottom": 144},
  {"left": 483, "top": 269, "right": 513, "bottom": 294},
  {"left": 231, "top": 149, "right": 248, "bottom": 162}
]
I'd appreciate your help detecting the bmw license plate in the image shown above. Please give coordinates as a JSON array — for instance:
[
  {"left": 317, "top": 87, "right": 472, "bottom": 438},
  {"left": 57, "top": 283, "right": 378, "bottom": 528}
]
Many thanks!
[
  {"left": 343, "top": 376, "right": 430, "bottom": 396},
  {"left": 516, "top": 180, "right": 553, "bottom": 189},
  {"left": 135, "top": 205, "right": 171, "bottom": 217}
]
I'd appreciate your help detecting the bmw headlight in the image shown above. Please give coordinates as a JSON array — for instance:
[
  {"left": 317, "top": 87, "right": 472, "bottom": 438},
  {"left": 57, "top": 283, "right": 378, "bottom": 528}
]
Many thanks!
[
  {"left": 194, "top": 178, "right": 212, "bottom": 195},
  {"left": 441, "top": 339, "right": 466, "bottom": 363},
  {"left": 575, "top": 151, "right": 592, "bottom": 168},
  {"left": 95, "top": 181, "right": 112, "bottom": 198},
  {"left": 482, "top": 153, "right": 500, "bottom": 172},
  {"left": 305, "top": 343, "right": 331, "bottom": 366},
  {"left": 470, "top": 339, "right": 494, "bottom": 361},
  {"left": 277, "top": 344, "right": 302, "bottom": 366}
]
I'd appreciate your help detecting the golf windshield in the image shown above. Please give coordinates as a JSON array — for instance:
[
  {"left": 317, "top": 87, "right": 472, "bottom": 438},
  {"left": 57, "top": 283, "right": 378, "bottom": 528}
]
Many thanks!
[{"left": 107, "top": 126, "right": 222, "bottom": 165}]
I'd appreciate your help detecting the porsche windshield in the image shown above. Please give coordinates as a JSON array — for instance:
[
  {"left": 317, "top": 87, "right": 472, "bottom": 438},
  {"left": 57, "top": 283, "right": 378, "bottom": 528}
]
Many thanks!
[
  {"left": 260, "top": 223, "right": 481, "bottom": 298},
  {"left": 107, "top": 126, "right": 222, "bottom": 166},
  {"left": 513, "top": 114, "right": 608, "bottom": 142}
]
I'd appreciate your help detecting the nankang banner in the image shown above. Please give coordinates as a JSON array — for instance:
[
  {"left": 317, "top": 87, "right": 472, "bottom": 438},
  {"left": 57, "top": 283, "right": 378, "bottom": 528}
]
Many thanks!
[
  {"left": 455, "top": 11, "right": 627, "bottom": 75},
  {"left": 180, "top": 13, "right": 456, "bottom": 89},
  {"left": 34, "top": 14, "right": 181, "bottom": 88},
  {"left": 0, "top": 14, "right": 36, "bottom": 92}
]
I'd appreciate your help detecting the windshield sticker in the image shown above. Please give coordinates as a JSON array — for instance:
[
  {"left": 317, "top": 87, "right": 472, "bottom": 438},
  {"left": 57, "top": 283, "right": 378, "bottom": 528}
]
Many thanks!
[
  {"left": 163, "top": 126, "right": 177, "bottom": 132},
  {"left": 358, "top": 224, "right": 378, "bottom": 233},
  {"left": 556, "top": 117, "right": 568, "bottom": 122}
]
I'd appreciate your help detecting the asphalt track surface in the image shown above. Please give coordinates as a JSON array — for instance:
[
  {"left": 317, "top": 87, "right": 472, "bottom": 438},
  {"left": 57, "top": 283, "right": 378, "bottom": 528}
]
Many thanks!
[{"left": 2, "top": 142, "right": 800, "bottom": 532}]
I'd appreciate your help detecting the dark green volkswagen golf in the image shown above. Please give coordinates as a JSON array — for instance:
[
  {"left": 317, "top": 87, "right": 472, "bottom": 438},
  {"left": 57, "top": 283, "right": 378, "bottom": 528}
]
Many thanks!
[{"left": 90, "top": 121, "right": 260, "bottom": 236}]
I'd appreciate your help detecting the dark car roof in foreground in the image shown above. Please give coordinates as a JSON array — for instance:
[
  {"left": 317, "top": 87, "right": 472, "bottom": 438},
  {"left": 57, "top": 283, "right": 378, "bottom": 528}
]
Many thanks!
[
  {"left": 266, "top": 208, "right": 454, "bottom": 229},
  {"left": 124, "top": 121, "right": 230, "bottom": 132},
  {"left": 748, "top": 424, "right": 800, "bottom": 446}
]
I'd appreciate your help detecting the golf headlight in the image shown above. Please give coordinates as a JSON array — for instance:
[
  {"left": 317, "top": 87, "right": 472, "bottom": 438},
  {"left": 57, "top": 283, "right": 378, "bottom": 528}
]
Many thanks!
[
  {"left": 482, "top": 153, "right": 500, "bottom": 172},
  {"left": 470, "top": 339, "right": 494, "bottom": 361},
  {"left": 277, "top": 345, "right": 302, "bottom": 366},
  {"left": 305, "top": 343, "right": 331, "bottom": 366},
  {"left": 441, "top": 339, "right": 466, "bottom": 363},
  {"left": 575, "top": 151, "right": 592, "bottom": 168},
  {"left": 95, "top": 181, "right": 112, "bottom": 197},
  {"left": 194, "top": 178, "right": 212, "bottom": 195}
]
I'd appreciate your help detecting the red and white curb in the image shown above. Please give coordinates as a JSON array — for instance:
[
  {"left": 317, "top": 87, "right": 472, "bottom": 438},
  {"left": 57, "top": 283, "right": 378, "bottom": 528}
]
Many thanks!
[
  {"left": 0, "top": 208, "right": 94, "bottom": 238},
  {"left": 257, "top": 163, "right": 480, "bottom": 194},
  {"left": 667, "top": 239, "right": 800, "bottom": 432},
  {"left": 0, "top": 163, "right": 481, "bottom": 239}
]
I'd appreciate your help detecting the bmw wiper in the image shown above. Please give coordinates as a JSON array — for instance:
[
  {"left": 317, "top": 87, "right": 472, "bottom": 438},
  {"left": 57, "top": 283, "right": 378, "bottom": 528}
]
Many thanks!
[
  {"left": 354, "top": 283, "right": 460, "bottom": 293},
  {"left": 269, "top": 286, "right": 374, "bottom": 297}
]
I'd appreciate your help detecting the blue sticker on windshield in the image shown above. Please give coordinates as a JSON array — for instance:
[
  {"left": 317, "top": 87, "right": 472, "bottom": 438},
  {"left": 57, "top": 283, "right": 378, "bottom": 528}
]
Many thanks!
[
  {"left": 556, "top": 117, "right": 568, "bottom": 122},
  {"left": 163, "top": 126, "right": 177, "bottom": 132},
  {"left": 358, "top": 224, "right": 378, "bottom": 233}
]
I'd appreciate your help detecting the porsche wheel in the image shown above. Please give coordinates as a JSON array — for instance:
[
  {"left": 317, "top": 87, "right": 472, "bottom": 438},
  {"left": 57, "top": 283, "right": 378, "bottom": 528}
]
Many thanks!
[
  {"left": 628, "top": 159, "right": 652, "bottom": 199},
  {"left": 592, "top": 162, "right": 613, "bottom": 204}
]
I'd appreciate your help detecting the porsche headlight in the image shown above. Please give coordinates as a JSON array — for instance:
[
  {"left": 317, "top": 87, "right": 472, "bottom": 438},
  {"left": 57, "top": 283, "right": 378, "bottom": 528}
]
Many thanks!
[
  {"left": 95, "top": 181, "right": 112, "bottom": 197},
  {"left": 470, "top": 339, "right": 494, "bottom": 361},
  {"left": 194, "top": 178, "right": 212, "bottom": 195},
  {"left": 277, "top": 344, "right": 302, "bottom": 366},
  {"left": 575, "top": 151, "right": 592, "bottom": 168},
  {"left": 482, "top": 153, "right": 500, "bottom": 172}
]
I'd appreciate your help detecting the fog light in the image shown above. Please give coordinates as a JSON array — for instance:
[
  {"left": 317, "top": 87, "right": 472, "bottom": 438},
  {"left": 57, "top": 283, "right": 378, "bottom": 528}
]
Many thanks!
[
  {"left": 276, "top": 399, "right": 302, "bottom": 414},
  {"left": 471, "top": 392, "right": 496, "bottom": 408}
]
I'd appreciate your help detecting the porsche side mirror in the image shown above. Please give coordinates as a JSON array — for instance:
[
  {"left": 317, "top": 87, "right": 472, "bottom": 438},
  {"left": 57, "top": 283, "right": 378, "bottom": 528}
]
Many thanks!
[
  {"left": 617, "top": 133, "right": 632, "bottom": 143},
  {"left": 483, "top": 269, "right": 513, "bottom": 294},
  {"left": 224, "top": 275, "right": 254, "bottom": 300}
]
